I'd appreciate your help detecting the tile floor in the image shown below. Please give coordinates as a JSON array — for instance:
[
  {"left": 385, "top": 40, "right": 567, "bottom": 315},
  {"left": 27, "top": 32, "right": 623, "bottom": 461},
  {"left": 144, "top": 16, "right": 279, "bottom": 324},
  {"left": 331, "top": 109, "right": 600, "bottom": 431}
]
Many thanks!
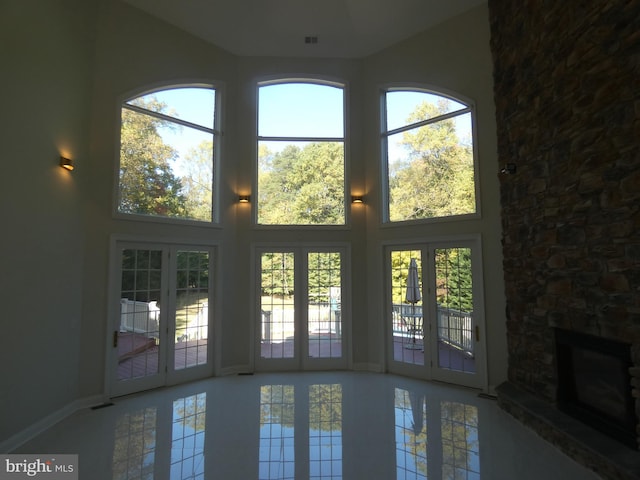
[{"left": 15, "top": 372, "right": 600, "bottom": 479}]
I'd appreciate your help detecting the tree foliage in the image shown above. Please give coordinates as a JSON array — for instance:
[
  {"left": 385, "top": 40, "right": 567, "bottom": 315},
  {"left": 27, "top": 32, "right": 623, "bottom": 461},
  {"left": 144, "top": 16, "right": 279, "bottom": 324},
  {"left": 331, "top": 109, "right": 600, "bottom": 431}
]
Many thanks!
[
  {"left": 118, "top": 98, "right": 188, "bottom": 217},
  {"left": 179, "top": 140, "right": 213, "bottom": 222},
  {"left": 118, "top": 96, "right": 214, "bottom": 222},
  {"left": 389, "top": 100, "right": 475, "bottom": 221},
  {"left": 258, "top": 142, "right": 345, "bottom": 225}
]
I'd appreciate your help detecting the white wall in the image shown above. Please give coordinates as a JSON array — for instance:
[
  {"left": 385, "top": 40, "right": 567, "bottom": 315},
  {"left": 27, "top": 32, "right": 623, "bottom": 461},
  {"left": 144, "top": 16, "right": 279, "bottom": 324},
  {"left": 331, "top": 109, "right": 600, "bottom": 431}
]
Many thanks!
[
  {"left": 1, "top": 0, "right": 506, "bottom": 445},
  {"left": 0, "top": 0, "right": 98, "bottom": 443}
]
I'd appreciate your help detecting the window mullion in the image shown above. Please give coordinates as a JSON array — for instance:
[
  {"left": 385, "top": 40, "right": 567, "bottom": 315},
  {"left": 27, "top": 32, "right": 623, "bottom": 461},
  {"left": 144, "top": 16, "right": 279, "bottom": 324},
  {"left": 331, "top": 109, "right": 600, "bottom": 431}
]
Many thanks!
[{"left": 384, "top": 106, "right": 471, "bottom": 137}]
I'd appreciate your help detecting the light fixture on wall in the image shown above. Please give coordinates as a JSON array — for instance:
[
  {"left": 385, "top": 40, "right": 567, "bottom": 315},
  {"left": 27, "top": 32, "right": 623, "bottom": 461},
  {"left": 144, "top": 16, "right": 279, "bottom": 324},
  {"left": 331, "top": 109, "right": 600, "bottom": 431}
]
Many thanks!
[
  {"left": 351, "top": 195, "right": 364, "bottom": 204},
  {"left": 60, "top": 156, "right": 74, "bottom": 171},
  {"left": 238, "top": 194, "right": 251, "bottom": 203}
]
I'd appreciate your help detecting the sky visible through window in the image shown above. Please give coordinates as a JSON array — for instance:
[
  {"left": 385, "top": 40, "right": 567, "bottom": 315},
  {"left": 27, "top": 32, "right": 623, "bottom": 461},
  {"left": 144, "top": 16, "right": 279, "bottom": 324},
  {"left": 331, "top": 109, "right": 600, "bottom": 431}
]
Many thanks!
[{"left": 145, "top": 85, "right": 471, "bottom": 166}]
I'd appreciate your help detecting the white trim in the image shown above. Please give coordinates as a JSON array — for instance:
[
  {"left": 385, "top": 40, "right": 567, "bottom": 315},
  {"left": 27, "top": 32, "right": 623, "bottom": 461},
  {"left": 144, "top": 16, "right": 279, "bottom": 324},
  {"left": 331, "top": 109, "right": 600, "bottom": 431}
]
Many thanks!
[{"left": 0, "top": 395, "right": 104, "bottom": 453}]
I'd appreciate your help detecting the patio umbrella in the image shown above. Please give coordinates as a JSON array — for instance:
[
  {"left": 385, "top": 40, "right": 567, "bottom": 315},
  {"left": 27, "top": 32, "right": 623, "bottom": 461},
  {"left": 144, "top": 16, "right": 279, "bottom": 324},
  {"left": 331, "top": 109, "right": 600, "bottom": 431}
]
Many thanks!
[
  {"left": 405, "top": 258, "right": 422, "bottom": 347},
  {"left": 409, "top": 390, "right": 425, "bottom": 436},
  {"left": 405, "top": 258, "right": 421, "bottom": 305}
]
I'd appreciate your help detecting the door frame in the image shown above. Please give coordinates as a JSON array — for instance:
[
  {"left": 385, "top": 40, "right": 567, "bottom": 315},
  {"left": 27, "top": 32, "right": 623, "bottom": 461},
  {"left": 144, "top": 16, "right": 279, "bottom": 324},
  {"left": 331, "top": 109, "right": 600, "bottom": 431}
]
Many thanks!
[
  {"left": 252, "top": 242, "right": 351, "bottom": 372},
  {"left": 105, "top": 234, "right": 219, "bottom": 398},
  {"left": 383, "top": 234, "right": 487, "bottom": 391}
]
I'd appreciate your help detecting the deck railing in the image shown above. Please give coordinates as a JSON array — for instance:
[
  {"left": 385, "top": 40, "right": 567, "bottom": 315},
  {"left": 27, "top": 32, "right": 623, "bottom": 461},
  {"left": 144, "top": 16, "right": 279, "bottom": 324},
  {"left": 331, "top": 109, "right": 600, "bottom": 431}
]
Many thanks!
[{"left": 392, "top": 304, "right": 474, "bottom": 357}]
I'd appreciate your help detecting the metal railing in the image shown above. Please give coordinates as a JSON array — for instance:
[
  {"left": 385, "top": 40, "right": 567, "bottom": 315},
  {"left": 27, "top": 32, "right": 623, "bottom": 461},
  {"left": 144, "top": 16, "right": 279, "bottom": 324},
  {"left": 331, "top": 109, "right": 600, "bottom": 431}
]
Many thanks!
[{"left": 392, "top": 304, "right": 474, "bottom": 356}]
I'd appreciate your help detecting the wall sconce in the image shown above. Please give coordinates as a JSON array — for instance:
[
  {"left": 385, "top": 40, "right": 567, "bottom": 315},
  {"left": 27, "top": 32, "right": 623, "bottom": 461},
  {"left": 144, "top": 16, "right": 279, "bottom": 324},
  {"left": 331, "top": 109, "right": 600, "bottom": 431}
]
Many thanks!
[
  {"left": 60, "top": 156, "right": 74, "bottom": 171},
  {"left": 238, "top": 194, "right": 251, "bottom": 203},
  {"left": 351, "top": 195, "right": 364, "bottom": 204}
]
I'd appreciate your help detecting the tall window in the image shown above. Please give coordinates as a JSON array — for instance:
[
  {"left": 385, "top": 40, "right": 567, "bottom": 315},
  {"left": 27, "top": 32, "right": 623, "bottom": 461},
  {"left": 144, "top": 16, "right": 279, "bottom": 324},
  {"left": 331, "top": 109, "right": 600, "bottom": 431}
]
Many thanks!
[
  {"left": 382, "top": 89, "right": 477, "bottom": 223},
  {"left": 257, "top": 81, "right": 345, "bottom": 225},
  {"left": 117, "top": 86, "right": 218, "bottom": 222}
]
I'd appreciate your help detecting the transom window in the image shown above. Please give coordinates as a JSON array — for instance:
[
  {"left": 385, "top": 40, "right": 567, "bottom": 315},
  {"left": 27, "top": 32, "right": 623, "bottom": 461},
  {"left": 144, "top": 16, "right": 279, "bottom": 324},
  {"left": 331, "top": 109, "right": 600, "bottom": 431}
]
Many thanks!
[
  {"left": 257, "top": 81, "right": 346, "bottom": 225},
  {"left": 117, "top": 86, "right": 218, "bottom": 223},
  {"left": 382, "top": 89, "right": 477, "bottom": 223}
]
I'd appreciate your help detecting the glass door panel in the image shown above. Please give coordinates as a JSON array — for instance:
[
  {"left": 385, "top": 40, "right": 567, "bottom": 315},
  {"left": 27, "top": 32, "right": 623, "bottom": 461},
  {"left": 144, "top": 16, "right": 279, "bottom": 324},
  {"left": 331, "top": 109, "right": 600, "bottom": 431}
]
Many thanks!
[
  {"left": 260, "top": 252, "right": 296, "bottom": 360},
  {"left": 174, "top": 250, "right": 210, "bottom": 371},
  {"left": 307, "top": 252, "right": 342, "bottom": 359},
  {"left": 117, "top": 248, "right": 164, "bottom": 384},
  {"left": 434, "top": 247, "right": 476, "bottom": 374},
  {"left": 390, "top": 249, "right": 424, "bottom": 366}
]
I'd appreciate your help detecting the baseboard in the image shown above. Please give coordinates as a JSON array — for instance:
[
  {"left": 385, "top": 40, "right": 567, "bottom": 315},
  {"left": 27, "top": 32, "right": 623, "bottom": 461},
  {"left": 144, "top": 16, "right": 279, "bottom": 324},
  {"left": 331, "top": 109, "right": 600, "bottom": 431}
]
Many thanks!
[
  {"left": 352, "top": 362, "right": 384, "bottom": 373},
  {"left": 1, "top": 394, "right": 104, "bottom": 453},
  {"left": 218, "top": 365, "right": 253, "bottom": 376}
]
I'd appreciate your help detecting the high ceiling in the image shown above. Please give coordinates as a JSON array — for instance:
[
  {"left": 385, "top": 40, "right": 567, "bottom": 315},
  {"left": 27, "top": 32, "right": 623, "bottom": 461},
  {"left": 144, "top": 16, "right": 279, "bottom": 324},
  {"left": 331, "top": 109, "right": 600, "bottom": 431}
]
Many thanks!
[{"left": 122, "top": 0, "right": 487, "bottom": 58}]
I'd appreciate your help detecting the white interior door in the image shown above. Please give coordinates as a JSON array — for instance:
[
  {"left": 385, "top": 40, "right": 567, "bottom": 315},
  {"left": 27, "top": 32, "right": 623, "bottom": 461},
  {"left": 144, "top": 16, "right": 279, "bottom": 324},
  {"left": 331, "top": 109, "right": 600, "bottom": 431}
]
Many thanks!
[
  {"left": 108, "top": 241, "right": 214, "bottom": 397},
  {"left": 386, "top": 238, "right": 486, "bottom": 390}
]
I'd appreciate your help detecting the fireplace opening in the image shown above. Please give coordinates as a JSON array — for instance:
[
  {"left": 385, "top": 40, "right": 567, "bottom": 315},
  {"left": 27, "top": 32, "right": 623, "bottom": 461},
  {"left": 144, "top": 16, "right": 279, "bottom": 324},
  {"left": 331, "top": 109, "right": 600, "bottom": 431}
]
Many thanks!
[{"left": 555, "top": 329, "right": 637, "bottom": 449}]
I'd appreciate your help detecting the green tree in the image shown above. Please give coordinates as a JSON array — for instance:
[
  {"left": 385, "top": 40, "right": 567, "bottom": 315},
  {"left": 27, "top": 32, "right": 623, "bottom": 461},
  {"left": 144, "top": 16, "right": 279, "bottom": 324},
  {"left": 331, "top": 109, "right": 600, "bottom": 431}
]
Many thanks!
[
  {"left": 435, "top": 248, "right": 473, "bottom": 313},
  {"left": 179, "top": 140, "right": 213, "bottom": 222},
  {"left": 118, "top": 97, "right": 188, "bottom": 217},
  {"left": 258, "top": 142, "right": 345, "bottom": 225},
  {"left": 389, "top": 100, "right": 475, "bottom": 221}
]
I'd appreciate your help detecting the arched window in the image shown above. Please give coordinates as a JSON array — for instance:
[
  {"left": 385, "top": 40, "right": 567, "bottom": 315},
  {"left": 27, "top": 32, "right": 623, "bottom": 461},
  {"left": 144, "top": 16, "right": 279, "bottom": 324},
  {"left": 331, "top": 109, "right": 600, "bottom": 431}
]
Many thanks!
[
  {"left": 257, "top": 80, "right": 346, "bottom": 225},
  {"left": 382, "top": 88, "right": 477, "bottom": 223},
  {"left": 117, "top": 86, "right": 219, "bottom": 223}
]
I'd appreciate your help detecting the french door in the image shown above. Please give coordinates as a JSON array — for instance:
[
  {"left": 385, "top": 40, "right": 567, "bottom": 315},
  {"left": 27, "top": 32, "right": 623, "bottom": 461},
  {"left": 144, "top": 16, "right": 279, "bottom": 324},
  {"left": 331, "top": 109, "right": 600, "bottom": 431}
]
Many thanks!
[
  {"left": 386, "top": 238, "right": 486, "bottom": 389},
  {"left": 255, "top": 246, "right": 349, "bottom": 371},
  {"left": 108, "top": 240, "right": 215, "bottom": 397}
]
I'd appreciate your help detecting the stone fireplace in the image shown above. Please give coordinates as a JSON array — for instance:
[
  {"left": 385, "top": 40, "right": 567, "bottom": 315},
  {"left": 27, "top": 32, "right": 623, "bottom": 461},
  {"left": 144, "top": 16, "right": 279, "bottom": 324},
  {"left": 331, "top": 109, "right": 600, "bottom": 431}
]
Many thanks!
[{"left": 488, "top": 0, "right": 640, "bottom": 478}]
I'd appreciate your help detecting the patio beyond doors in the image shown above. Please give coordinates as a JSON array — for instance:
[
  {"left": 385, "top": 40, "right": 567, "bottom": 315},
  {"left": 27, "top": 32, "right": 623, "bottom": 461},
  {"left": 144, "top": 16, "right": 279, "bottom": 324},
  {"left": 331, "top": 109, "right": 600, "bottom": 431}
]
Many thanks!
[
  {"left": 256, "top": 247, "right": 348, "bottom": 371},
  {"left": 387, "top": 240, "right": 486, "bottom": 389}
]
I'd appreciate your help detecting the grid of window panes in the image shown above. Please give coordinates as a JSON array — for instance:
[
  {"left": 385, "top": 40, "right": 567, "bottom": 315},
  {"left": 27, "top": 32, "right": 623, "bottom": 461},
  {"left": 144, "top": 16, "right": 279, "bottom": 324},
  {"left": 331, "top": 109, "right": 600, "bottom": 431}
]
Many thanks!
[
  {"left": 118, "top": 248, "right": 162, "bottom": 381},
  {"left": 434, "top": 248, "right": 475, "bottom": 373},
  {"left": 394, "top": 388, "right": 427, "bottom": 480},
  {"left": 307, "top": 252, "right": 342, "bottom": 359},
  {"left": 112, "top": 407, "right": 157, "bottom": 479},
  {"left": 118, "top": 87, "right": 216, "bottom": 222},
  {"left": 383, "top": 90, "right": 476, "bottom": 223},
  {"left": 440, "top": 402, "right": 480, "bottom": 480},
  {"left": 309, "top": 384, "right": 342, "bottom": 479},
  {"left": 259, "top": 385, "right": 295, "bottom": 479},
  {"left": 174, "top": 251, "right": 210, "bottom": 370},
  {"left": 171, "top": 393, "right": 207, "bottom": 479},
  {"left": 257, "top": 82, "right": 345, "bottom": 225},
  {"left": 261, "top": 252, "right": 296, "bottom": 359},
  {"left": 390, "top": 249, "right": 424, "bottom": 365}
]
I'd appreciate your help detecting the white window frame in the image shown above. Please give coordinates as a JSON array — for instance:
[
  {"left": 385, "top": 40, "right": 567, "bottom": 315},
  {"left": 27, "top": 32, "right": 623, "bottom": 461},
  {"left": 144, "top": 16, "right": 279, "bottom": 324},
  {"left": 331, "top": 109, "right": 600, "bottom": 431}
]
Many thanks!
[
  {"left": 380, "top": 84, "right": 481, "bottom": 225},
  {"left": 255, "top": 77, "right": 350, "bottom": 228},
  {"left": 113, "top": 82, "right": 223, "bottom": 226}
]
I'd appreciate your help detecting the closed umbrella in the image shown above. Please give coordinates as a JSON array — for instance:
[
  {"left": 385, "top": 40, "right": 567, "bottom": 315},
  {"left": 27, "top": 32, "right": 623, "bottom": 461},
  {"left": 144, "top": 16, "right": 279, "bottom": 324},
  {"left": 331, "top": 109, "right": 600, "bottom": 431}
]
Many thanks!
[{"left": 405, "top": 258, "right": 422, "bottom": 347}]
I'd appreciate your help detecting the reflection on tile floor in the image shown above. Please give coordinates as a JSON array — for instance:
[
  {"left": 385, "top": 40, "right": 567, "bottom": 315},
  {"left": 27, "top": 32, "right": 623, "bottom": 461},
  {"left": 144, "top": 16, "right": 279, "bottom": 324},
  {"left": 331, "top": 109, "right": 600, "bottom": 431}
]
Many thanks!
[{"left": 15, "top": 372, "right": 600, "bottom": 480}]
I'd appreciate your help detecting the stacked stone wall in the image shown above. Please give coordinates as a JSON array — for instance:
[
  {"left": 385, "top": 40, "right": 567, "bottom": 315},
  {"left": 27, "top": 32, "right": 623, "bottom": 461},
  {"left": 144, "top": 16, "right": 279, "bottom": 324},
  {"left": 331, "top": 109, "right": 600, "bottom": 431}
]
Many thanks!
[{"left": 488, "top": 0, "right": 640, "bottom": 459}]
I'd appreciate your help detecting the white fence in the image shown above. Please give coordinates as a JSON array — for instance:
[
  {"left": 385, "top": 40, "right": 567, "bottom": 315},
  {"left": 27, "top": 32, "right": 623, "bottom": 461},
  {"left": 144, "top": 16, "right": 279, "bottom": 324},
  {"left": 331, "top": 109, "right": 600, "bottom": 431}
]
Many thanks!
[
  {"left": 120, "top": 299, "right": 209, "bottom": 342},
  {"left": 120, "top": 299, "right": 160, "bottom": 338}
]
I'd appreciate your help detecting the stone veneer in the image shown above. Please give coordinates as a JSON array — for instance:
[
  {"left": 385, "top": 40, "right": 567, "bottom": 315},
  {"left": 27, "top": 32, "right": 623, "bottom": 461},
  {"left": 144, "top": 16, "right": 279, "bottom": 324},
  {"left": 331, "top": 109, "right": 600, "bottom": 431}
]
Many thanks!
[{"left": 488, "top": 0, "right": 640, "bottom": 478}]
